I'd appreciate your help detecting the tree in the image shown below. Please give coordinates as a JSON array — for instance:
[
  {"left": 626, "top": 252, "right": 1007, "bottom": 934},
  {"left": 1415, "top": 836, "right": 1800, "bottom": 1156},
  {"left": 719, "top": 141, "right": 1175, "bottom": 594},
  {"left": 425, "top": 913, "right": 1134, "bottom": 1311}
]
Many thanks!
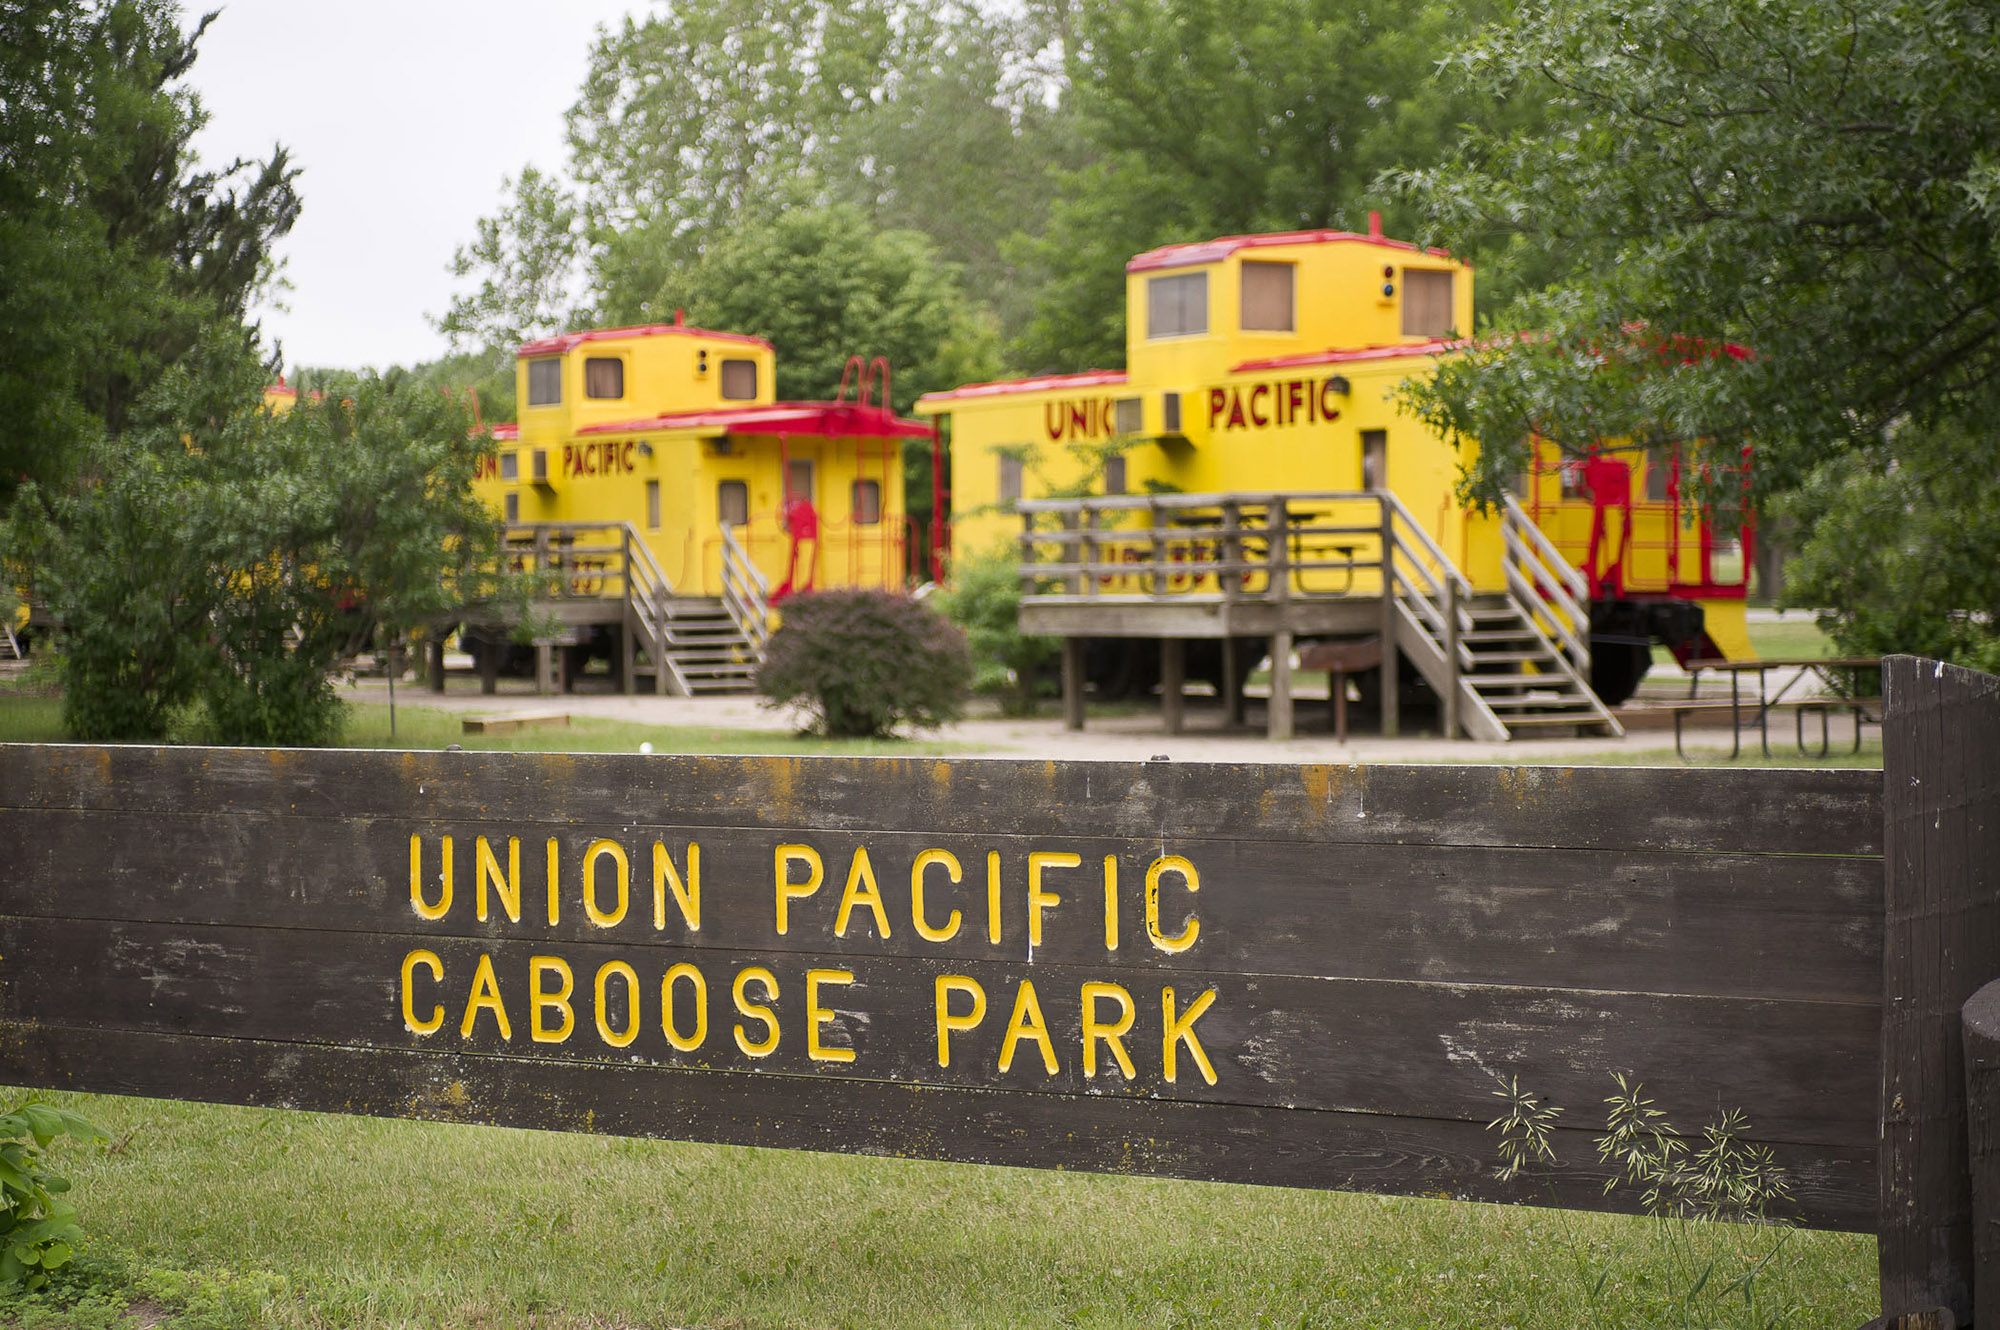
[
  {"left": 445, "top": 2, "right": 1070, "bottom": 355},
  {"left": 1393, "top": 0, "right": 2000, "bottom": 508},
  {"left": 648, "top": 203, "right": 1000, "bottom": 415},
  {"left": 5, "top": 337, "right": 519, "bottom": 745},
  {"left": 0, "top": 0, "right": 299, "bottom": 501},
  {"left": 436, "top": 166, "right": 589, "bottom": 354},
  {"left": 1780, "top": 425, "right": 2000, "bottom": 671},
  {"left": 1010, "top": 0, "right": 1541, "bottom": 372}
]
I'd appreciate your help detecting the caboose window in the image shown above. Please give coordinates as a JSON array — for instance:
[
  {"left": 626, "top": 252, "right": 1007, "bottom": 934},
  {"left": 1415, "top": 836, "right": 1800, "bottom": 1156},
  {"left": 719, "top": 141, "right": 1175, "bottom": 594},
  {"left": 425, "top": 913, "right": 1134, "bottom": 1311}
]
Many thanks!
[
  {"left": 1103, "top": 454, "right": 1127, "bottom": 495},
  {"left": 1401, "top": 269, "right": 1455, "bottom": 337},
  {"left": 999, "top": 454, "right": 1023, "bottom": 503},
  {"left": 585, "top": 357, "right": 624, "bottom": 399},
  {"left": 527, "top": 358, "right": 562, "bottom": 405},
  {"left": 1147, "top": 272, "right": 1207, "bottom": 339},
  {"left": 852, "top": 479, "right": 881, "bottom": 525},
  {"left": 1240, "top": 261, "right": 1295, "bottom": 332},
  {"left": 721, "top": 359, "right": 758, "bottom": 400},
  {"left": 718, "top": 480, "right": 748, "bottom": 528}
]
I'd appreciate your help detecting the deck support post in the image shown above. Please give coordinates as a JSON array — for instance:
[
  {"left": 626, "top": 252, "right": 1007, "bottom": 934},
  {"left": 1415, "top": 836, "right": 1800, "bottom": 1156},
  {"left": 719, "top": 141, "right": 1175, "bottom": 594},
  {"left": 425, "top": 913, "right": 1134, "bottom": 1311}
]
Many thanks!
[
  {"left": 1267, "top": 499, "right": 1295, "bottom": 740},
  {"left": 1269, "top": 630, "right": 1294, "bottom": 741},
  {"left": 1062, "top": 637, "right": 1086, "bottom": 731},
  {"left": 1161, "top": 637, "right": 1185, "bottom": 735},
  {"left": 426, "top": 635, "right": 446, "bottom": 693},
  {"left": 1224, "top": 637, "right": 1245, "bottom": 728},
  {"left": 535, "top": 642, "right": 555, "bottom": 697}
]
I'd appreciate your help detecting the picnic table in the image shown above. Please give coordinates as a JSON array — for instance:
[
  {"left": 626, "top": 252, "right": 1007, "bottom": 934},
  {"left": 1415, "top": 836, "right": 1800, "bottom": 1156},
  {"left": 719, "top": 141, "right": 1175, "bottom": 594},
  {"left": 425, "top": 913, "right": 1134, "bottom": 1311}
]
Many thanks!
[{"left": 1675, "top": 655, "right": 1883, "bottom": 758}]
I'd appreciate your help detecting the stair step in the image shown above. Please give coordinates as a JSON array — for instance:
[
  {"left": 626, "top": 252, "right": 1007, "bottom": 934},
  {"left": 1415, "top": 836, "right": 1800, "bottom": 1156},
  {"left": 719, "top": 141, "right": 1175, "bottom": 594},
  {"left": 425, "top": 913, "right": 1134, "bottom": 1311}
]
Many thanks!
[{"left": 1478, "top": 694, "right": 1594, "bottom": 711}]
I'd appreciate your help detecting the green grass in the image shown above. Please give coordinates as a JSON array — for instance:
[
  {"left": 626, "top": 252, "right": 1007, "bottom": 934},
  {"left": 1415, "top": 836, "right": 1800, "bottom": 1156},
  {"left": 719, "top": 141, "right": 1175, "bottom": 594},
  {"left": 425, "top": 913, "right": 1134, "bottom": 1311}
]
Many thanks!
[
  {"left": 340, "top": 701, "right": 975, "bottom": 757},
  {"left": 2, "top": 1090, "right": 1875, "bottom": 1329},
  {"left": 1745, "top": 616, "right": 1840, "bottom": 660},
  {"left": 0, "top": 688, "right": 973, "bottom": 758}
]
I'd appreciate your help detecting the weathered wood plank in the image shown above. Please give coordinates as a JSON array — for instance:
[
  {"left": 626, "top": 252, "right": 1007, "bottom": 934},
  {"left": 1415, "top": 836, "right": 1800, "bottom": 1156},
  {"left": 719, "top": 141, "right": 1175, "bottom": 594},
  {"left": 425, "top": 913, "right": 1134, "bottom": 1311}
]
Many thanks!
[
  {"left": 0, "top": 747, "right": 1882, "bottom": 857},
  {"left": 0, "top": 915, "right": 1881, "bottom": 1147},
  {"left": 0, "top": 1022, "right": 1880, "bottom": 1232},
  {"left": 1879, "top": 657, "right": 2000, "bottom": 1322},
  {"left": 3, "top": 809, "right": 1883, "bottom": 1000}
]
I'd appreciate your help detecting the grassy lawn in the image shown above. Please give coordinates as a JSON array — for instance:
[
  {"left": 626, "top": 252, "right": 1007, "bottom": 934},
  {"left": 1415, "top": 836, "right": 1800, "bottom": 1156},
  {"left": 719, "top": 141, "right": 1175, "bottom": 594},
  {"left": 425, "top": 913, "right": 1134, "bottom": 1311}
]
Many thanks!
[
  {"left": 3, "top": 1089, "right": 1875, "bottom": 1329},
  {"left": 0, "top": 687, "right": 973, "bottom": 758}
]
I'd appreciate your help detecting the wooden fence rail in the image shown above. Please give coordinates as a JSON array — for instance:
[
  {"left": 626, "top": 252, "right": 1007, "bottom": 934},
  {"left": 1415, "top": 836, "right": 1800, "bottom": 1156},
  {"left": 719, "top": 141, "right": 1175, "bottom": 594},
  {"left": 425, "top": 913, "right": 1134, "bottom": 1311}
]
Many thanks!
[{"left": 1, "top": 654, "right": 1995, "bottom": 1326}]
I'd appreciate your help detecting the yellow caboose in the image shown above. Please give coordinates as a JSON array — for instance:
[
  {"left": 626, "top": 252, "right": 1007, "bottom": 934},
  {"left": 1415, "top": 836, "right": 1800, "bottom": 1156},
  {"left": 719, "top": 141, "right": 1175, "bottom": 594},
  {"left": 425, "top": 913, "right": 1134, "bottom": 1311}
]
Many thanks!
[
  {"left": 473, "top": 316, "right": 933, "bottom": 694},
  {"left": 916, "top": 220, "right": 1752, "bottom": 738}
]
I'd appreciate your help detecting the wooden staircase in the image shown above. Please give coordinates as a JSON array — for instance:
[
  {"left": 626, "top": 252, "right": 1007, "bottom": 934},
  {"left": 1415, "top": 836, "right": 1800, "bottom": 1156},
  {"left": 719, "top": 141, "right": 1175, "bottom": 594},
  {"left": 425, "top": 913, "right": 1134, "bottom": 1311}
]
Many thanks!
[
  {"left": 507, "top": 520, "right": 769, "bottom": 697},
  {"left": 1383, "top": 493, "right": 1622, "bottom": 741},
  {"left": 646, "top": 598, "right": 761, "bottom": 695}
]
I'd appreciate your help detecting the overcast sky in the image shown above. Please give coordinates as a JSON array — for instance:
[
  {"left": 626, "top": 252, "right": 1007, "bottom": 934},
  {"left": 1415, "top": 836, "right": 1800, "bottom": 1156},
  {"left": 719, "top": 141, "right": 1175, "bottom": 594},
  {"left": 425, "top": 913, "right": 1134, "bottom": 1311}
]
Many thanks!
[{"left": 188, "top": 0, "right": 641, "bottom": 372}]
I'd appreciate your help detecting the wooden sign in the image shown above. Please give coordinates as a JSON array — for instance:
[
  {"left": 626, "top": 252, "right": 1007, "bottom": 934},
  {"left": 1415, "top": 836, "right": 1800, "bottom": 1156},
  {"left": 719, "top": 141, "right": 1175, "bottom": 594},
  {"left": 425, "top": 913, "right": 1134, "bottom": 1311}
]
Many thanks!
[{"left": 0, "top": 744, "right": 1883, "bottom": 1231}]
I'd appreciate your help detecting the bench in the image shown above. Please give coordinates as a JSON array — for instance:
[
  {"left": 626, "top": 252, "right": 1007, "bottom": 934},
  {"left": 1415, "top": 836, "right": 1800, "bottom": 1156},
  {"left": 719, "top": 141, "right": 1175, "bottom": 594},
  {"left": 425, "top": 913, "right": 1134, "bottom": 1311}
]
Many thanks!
[
  {"left": 1663, "top": 694, "right": 1882, "bottom": 759},
  {"left": 461, "top": 710, "right": 571, "bottom": 735}
]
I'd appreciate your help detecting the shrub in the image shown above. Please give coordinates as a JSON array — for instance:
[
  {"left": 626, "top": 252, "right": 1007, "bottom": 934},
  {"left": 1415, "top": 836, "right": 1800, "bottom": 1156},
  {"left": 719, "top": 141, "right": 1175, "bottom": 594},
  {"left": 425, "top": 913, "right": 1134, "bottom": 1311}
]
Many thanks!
[
  {"left": 757, "top": 589, "right": 971, "bottom": 737},
  {"left": 932, "top": 546, "right": 1057, "bottom": 717},
  {"left": 1, "top": 1101, "right": 105, "bottom": 1292}
]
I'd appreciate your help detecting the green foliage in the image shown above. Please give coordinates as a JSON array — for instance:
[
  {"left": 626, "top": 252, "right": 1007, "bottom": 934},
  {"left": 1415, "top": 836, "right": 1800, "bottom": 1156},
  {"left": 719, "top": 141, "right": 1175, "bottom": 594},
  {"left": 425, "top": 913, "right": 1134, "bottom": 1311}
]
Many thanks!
[
  {"left": 1011, "top": 0, "right": 1541, "bottom": 371},
  {"left": 436, "top": 165, "right": 588, "bottom": 354},
  {"left": 757, "top": 589, "right": 971, "bottom": 737},
  {"left": 1779, "top": 425, "right": 2000, "bottom": 673},
  {"left": 0, "top": 1, "right": 299, "bottom": 502},
  {"left": 0, "top": 1102, "right": 105, "bottom": 1293},
  {"left": 1395, "top": 0, "right": 2000, "bottom": 505},
  {"left": 1488, "top": 1073, "right": 1797, "bottom": 1327},
  {"left": 932, "top": 547, "right": 1057, "bottom": 715},
  {"left": 622, "top": 202, "right": 999, "bottom": 415},
  {"left": 3, "top": 337, "right": 521, "bottom": 746}
]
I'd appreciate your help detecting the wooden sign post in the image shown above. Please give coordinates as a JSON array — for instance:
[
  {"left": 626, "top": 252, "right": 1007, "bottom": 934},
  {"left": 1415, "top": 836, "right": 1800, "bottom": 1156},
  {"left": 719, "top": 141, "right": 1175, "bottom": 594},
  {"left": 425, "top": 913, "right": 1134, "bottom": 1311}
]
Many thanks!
[{"left": 0, "top": 655, "right": 1995, "bottom": 1325}]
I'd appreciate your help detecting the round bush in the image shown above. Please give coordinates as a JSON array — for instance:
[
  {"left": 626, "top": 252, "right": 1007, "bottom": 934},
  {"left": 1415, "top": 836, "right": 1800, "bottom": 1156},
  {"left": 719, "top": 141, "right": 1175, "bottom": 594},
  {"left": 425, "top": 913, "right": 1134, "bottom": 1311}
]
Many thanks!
[{"left": 756, "top": 589, "right": 971, "bottom": 738}]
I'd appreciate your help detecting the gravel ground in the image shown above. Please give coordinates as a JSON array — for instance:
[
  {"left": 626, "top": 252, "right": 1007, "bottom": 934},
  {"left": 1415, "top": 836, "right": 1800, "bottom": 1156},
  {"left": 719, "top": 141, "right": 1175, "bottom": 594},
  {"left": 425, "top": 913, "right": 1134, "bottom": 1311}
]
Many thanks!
[{"left": 345, "top": 666, "right": 1810, "bottom": 765}]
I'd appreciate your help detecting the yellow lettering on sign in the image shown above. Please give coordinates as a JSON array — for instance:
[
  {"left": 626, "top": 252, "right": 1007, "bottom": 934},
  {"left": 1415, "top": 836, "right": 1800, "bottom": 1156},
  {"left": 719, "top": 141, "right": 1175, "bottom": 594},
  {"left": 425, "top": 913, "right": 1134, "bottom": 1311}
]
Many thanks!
[
  {"left": 460, "top": 953, "right": 511, "bottom": 1041},
  {"left": 476, "top": 836, "right": 522, "bottom": 924},
  {"left": 1101, "top": 856, "right": 1120, "bottom": 952},
  {"left": 594, "top": 960, "right": 640, "bottom": 1048},
  {"left": 652, "top": 841, "right": 700, "bottom": 931},
  {"left": 662, "top": 962, "right": 707, "bottom": 1051},
  {"left": 545, "top": 838, "right": 562, "bottom": 926},
  {"left": 806, "top": 968, "right": 856, "bottom": 1063},
  {"left": 934, "top": 975, "right": 986, "bottom": 1067},
  {"left": 733, "top": 966, "right": 780, "bottom": 1057},
  {"left": 1081, "top": 981, "right": 1136, "bottom": 1079},
  {"left": 834, "top": 848, "right": 892, "bottom": 939},
  {"left": 911, "top": 849, "right": 963, "bottom": 942},
  {"left": 998, "top": 979, "right": 1058, "bottom": 1076},
  {"left": 1162, "top": 986, "right": 1219, "bottom": 1085},
  {"left": 529, "top": 955, "right": 574, "bottom": 1044},
  {"left": 1028, "top": 852, "right": 1080, "bottom": 947},
  {"left": 986, "top": 850, "right": 1003, "bottom": 944},
  {"left": 583, "top": 839, "right": 629, "bottom": 928},
  {"left": 774, "top": 844, "right": 824, "bottom": 935},
  {"left": 410, "top": 834, "right": 452, "bottom": 920},
  {"left": 1145, "top": 856, "right": 1200, "bottom": 954},
  {"left": 400, "top": 949, "right": 444, "bottom": 1035}
]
